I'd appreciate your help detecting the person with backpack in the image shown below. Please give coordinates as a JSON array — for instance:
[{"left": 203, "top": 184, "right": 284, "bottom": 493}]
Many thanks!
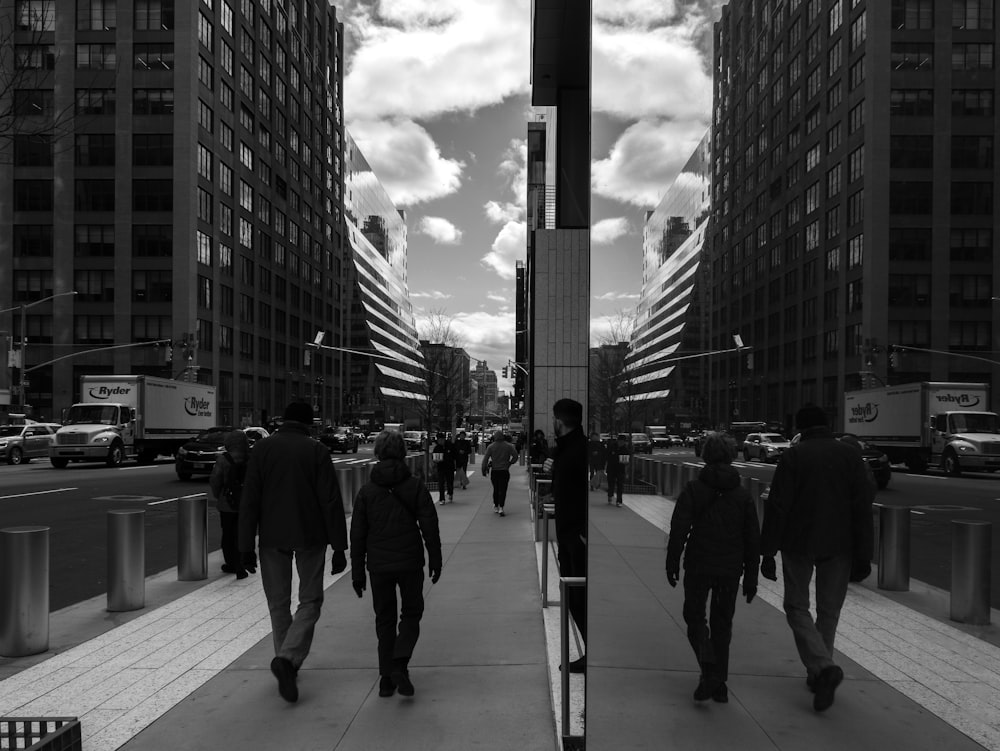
[
  {"left": 351, "top": 430, "right": 442, "bottom": 698},
  {"left": 665, "top": 432, "right": 760, "bottom": 703},
  {"left": 209, "top": 430, "right": 255, "bottom": 579}
]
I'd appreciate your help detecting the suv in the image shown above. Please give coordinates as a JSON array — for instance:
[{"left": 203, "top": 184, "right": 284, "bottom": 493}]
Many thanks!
[
  {"left": 743, "top": 433, "right": 791, "bottom": 463},
  {"left": 630, "top": 433, "right": 653, "bottom": 454},
  {"left": 403, "top": 431, "right": 424, "bottom": 451},
  {"left": 319, "top": 426, "right": 360, "bottom": 454},
  {"left": 0, "top": 423, "right": 59, "bottom": 465},
  {"left": 176, "top": 426, "right": 270, "bottom": 480},
  {"left": 834, "top": 433, "right": 891, "bottom": 490}
]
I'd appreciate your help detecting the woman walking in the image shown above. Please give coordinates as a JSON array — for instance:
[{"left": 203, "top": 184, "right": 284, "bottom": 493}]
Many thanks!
[
  {"left": 209, "top": 430, "right": 255, "bottom": 579},
  {"left": 665, "top": 432, "right": 760, "bottom": 702}
]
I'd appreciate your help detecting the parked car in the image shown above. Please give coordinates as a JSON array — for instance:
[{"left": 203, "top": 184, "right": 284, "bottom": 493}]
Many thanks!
[
  {"left": 630, "top": 433, "right": 653, "bottom": 454},
  {"left": 319, "top": 426, "right": 360, "bottom": 454},
  {"left": 665, "top": 434, "right": 683, "bottom": 447},
  {"left": 0, "top": 423, "right": 60, "bottom": 465},
  {"left": 403, "top": 431, "right": 424, "bottom": 451},
  {"left": 743, "top": 432, "right": 791, "bottom": 462},
  {"left": 175, "top": 426, "right": 270, "bottom": 480}
]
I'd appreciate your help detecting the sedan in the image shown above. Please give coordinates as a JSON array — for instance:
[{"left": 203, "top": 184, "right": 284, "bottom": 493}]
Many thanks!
[
  {"left": 630, "top": 433, "right": 653, "bottom": 454},
  {"left": 743, "top": 433, "right": 791, "bottom": 463},
  {"left": 319, "top": 426, "right": 360, "bottom": 454},
  {"left": 175, "top": 426, "right": 270, "bottom": 480},
  {"left": 0, "top": 423, "right": 59, "bottom": 465}
]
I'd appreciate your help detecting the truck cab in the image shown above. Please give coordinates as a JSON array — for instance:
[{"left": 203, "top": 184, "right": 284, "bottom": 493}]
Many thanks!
[
  {"left": 930, "top": 410, "right": 1000, "bottom": 476},
  {"left": 51, "top": 403, "right": 135, "bottom": 468}
]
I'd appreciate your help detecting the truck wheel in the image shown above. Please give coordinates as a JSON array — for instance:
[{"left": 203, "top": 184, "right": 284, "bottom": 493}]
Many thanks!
[
  {"left": 106, "top": 443, "right": 125, "bottom": 467},
  {"left": 51, "top": 458, "right": 69, "bottom": 469},
  {"left": 7, "top": 447, "right": 23, "bottom": 465},
  {"left": 942, "top": 450, "right": 962, "bottom": 477}
]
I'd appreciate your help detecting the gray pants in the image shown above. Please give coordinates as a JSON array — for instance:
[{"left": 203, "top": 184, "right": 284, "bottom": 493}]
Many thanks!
[
  {"left": 259, "top": 546, "right": 326, "bottom": 669},
  {"left": 781, "top": 551, "right": 852, "bottom": 677}
]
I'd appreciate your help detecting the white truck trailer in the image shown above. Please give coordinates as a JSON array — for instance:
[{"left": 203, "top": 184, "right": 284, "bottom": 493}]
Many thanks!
[
  {"left": 843, "top": 381, "right": 1000, "bottom": 475},
  {"left": 51, "top": 375, "right": 216, "bottom": 468}
]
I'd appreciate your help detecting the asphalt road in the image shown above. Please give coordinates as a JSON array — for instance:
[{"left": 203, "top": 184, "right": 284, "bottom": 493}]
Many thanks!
[
  {"left": 0, "top": 444, "right": 377, "bottom": 612},
  {"left": 648, "top": 447, "right": 1000, "bottom": 608}
]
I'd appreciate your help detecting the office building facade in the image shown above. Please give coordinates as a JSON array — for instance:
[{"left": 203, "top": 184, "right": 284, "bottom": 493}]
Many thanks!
[
  {"left": 2, "top": 0, "right": 348, "bottom": 425},
  {"left": 709, "top": 0, "right": 999, "bottom": 429}
]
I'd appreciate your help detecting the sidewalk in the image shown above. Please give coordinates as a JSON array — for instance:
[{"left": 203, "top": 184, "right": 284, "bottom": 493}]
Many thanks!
[
  {"left": 587, "top": 484, "right": 1000, "bottom": 751},
  {"left": 0, "top": 468, "right": 559, "bottom": 751}
]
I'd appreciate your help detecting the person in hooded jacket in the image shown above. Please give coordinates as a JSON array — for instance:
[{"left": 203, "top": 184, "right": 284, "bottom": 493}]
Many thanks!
[
  {"left": 209, "top": 430, "right": 254, "bottom": 579},
  {"left": 665, "top": 432, "right": 760, "bottom": 704},
  {"left": 351, "top": 430, "right": 442, "bottom": 698},
  {"left": 431, "top": 432, "right": 457, "bottom": 504}
]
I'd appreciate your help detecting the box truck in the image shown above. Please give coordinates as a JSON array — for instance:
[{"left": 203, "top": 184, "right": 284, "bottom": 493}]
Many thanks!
[
  {"left": 843, "top": 382, "right": 1000, "bottom": 475},
  {"left": 51, "top": 375, "right": 216, "bottom": 468}
]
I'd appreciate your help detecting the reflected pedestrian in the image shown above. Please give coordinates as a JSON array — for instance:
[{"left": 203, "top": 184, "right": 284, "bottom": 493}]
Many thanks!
[
  {"left": 588, "top": 431, "right": 607, "bottom": 491},
  {"left": 209, "top": 430, "right": 255, "bottom": 579},
  {"left": 665, "top": 432, "right": 760, "bottom": 703},
  {"left": 529, "top": 429, "right": 549, "bottom": 466},
  {"left": 605, "top": 434, "right": 630, "bottom": 506}
]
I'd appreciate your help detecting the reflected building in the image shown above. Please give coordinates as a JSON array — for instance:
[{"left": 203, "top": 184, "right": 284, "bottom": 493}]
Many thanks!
[
  {"left": 343, "top": 131, "right": 426, "bottom": 428},
  {"left": 628, "top": 132, "right": 712, "bottom": 430}
]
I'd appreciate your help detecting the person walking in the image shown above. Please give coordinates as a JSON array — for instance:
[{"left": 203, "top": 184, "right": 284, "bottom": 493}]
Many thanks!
[
  {"left": 543, "top": 399, "right": 588, "bottom": 673},
  {"left": 529, "top": 429, "right": 549, "bottom": 466},
  {"left": 239, "top": 402, "right": 348, "bottom": 704},
  {"left": 209, "top": 430, "right": 255, "bottom": 579},
  {"left": 481, "top": 431, "right": 519, "bottom": 516},
  {"left": 351, "top": 430, "right": 442, "bottom": 698},
  {"left": 454, "top": 430, "right": 472, "bottom": 489},
  {"left": 759, "top": 404, "right": 875, "bottom": 712},
  {"left": 665, "top": 432, "right": 760, "bottom": 703},
  {"left": 431, "top": 432, "right": 457, "bottom": 504},
  {"left": 587, "top": 431, "right": 607, "bottom": 491},
  {"left": 604, "top": 434, "right": 630, "bottom": 506}
]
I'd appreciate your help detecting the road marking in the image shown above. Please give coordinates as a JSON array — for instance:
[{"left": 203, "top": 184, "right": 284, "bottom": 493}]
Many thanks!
[
  {"left": 93, "top": 495, "right": 159, "bottom": 502},
  {"left": 117, "top": 464, "right": 168, "bottom": 471},
  {"left": 148, "top": 493, "right": 206, "bottom": 506},
  {"left": 0, "top": 487, "right": 78, "bottom": 501}
]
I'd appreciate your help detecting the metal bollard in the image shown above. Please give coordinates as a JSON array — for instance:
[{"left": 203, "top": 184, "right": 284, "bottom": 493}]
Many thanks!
[
  {"left": 0, "top": 526, "right": 50, "bottom": 657},
  {"left": 541, "top": 504, "right": 557, "bottom": 606},
  {"left": 107, "top": 510, "right": 145, "bottom": 612},
  {"left": 177, "top": 496, "right": 208, "bottom": 581},
  {"left": 535, "top": 479, "right": 552, "bottom": 542},
  {"left": 950, "top": 520, "right": 992, "bottom": 625},
  {"left": 559, "top": 576, "right": 587, "bottom": 734},
  {"left": 877, "top": 505, "right": 910, "bottom": 591},
  {"left": 741, "top": 474, "right": 753, "bottom": 495},
  {"left": 669, "top": 463, "right": 679, "bottom": 497},
  {"left": 351, "top": 463, "right": 369, "bottom": 507},
  {"left": 658, "top": 462, "right": 668, "bottom": 495},
  {"left": 337, "top": 467, "right": 355, "bottom": 514}
]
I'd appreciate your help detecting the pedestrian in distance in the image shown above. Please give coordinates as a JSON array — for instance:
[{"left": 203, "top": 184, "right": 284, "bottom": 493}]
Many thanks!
[
  {"left": 351, "top": 430, "right": 442, "bottom": 698},
  {"left": 431, "top": 432, "right": 457, "bottom": 504},
  {"left": 543, "top": 398, "right": 588, "bottom": 673},
  {"left": 759, "top": 404, "right": 875, "bottom": 712},
  {"left": 529, "top": 429, "right": 549, "bottom": 466},
  {"left": 209, "top": 430, "right": 255, "bottom": 579},
  {"left": 587, "top": 431, "right": 607, "bottom": 491},
  {"left": 665, "top": 432, "right": 760, "bottom": 703},
  {"left": 239, "top": 401, "right": 348, "bottom": 704},
  {"left": 454, "top": 430, "right": 472, "bottom": 489},
  {"left": 481, "top": 431, "right": 519, "bottom": 516},
  {"left": 604, "top": 434, "right": 630, "bottom": 506}
]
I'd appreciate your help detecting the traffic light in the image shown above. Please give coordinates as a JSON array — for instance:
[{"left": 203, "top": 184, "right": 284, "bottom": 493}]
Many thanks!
[
  {"left": 164, "top": 344, "right": 173, "bottom": 363},
  {"left": 502, "top": 366, "right": 509, "bottom": 378},
  {"left": 889, "top": 347, "right": 898, "bottom": 369}
]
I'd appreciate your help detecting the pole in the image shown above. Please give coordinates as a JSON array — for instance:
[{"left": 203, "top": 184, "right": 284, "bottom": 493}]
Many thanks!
[{"left": 18, "top": 304, "right": 25, "bottom": 411}]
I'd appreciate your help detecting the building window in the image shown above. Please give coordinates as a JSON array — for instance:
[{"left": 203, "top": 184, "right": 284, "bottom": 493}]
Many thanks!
[
  {"left": 952, "top": 89, "right": 994, "bottom": 116},
  {"left": 133, "top": 133, "right": 172, "bottom": 166},
  {"left": 133, "top": 88, "right": 174, "bottom": 115},
  {"left": 134, "top": 43, "right": 174, "bottom": 70},
  {"left": 890, "top": 182, "right": 933, "bottom": 214},
  {"left": 197, "top": 12, "right": 214, "bottom": 51},
  {"left": 890, "top": 227, "right": 932, "bottom": 260},
  {"left": 14, "top": 179, "right": 52, "bottom": 211},
  {"left": 848, "top": 100, "right": 865, "bottom": 133},
  {"left": 219, "top": 325, "right": 233, "bottom": 355},
  {"left": 133, "top": 179, "right": 172, "bottom": 211},
  {"left": 888, "top": 274, "right": 931, "bottom": 306},
  {"left": 15, "top": 271, "right": 54, "bottom": 303},
  {"left": 219, "top": 162, "right": 233, "bottom": 194},
  {"left": 891, "top": 0, "right": 933, "bottom": 29},
  {"left": 220, "top": 285, "right": 233, "bottom": 315},
  {"left": 848, "top": 189, "right": 864, "bottom": 226},
  {"left": 197, "top": 276, "right": 213, "bottom": 309},
  {"left": 890, "top": 89, "right": 934, "bottom": 116},
  {"left": 848, "top": 145, "right": 864, "bottom": 182},
  {"left": 952, "top": 43, "right": 993, "bottom": 70},
  {"left": 197, "top": 318, "right": 213, "bottom": 352},
  {"left": 219, "top": 242, "right": 233, "bottom": 274},
  {"left": 198, "top": 100, "right": 214, "bottom": 132},
  {"left": 14, "top": 134, "right": 53, "bottom": 166},
  {"left": 889, "top": 320, "right": 931, "bottom": 347},
  {"left": 849, "top": 57, "right": 865, "bottom": 91},
  {"left": 197, "top": 143, "right": 213, "bottom": 179},
  {"left": 13, "top": 225, "right": 53, "bottom": 257},
  {"left": 198, "top": 57, "right": 214, "bottom": 90},
  {"left": 196, "top": 230, "right": 212, "bottom": 265},
  {"left": 197, "top": 187, "right": 213, "bottom": 223},
  {"left": 132, "top": 316, "right": 171, "bottom": 342},
  {"left": 850, "top": 10, "right": 866, "bottom": 51},
  {"left": 950, "top": 228, "right": 993, "bottom": 262},
  {"left": 950, "top": 275, "right": 992, "bottom": 307},
  {"left": 848, "top": 234, "right": 864, "bottom": 268},
  {"left": 133, "top": 225, "right": 172, "bottom": 256},
  {"left": 75, "top": 315, "right": 114, "bottom": 344},
  {"left": 133, "top": 270, "right": 173, "bottom": 302},
  {"left": 950, "top": 321, "right": 991, "bottom": 351},
  {"left": 847, "top": 279, "right": 863, "bottom": 312},
  {"left": 74, "top": 225, "right": 114, "bottom": 256},
  {"left": 953, "top": 0, "right": 994, "bottom": 29},
  {"left": 76, "top": 89, "right": 116, "bottom": 115},
  {"left": 17, "top": 1, "right": 56, "bottom": 31},
  {"left": 890, "top": 135, "right": 932, "bottom": 167},
  {"left": 135, "top": 0, "right": 174, "bottom": 30},
  {"left": 951, "top": 182, "right": 993, "bottom": 214},
  {"left": 77, "top": 43, "right": 117, "bottom": 69},
  {"left": 16, "top": 45, "right": 55, "bottom": 69},
  {"left": 77, "top": 0, "right": 117, "bottom": 30},
  {"left": 952, "top": 135, "right": 994, "bottom": 168},
  {"left": 891, "top": 43, "right": 933, "bottom": 71}
]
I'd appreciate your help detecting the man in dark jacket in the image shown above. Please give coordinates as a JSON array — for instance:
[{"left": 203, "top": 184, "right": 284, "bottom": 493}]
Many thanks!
[
  {"left": 604, "top": 434, "right": 630, "bottom": 506},
  {"left": 351, "top": 430, "right": 442, "bottom": 698},
  {"left": 454, "top": 431, "right": 472, "bottom": 489},
  {"left": 239, "top": 402, "right": 348, "bottom": 704},
  {"left": 543, "top": 398, "right": 588, "bottom": 673},
  {"left": 666, "top": 432, "right": 760, "bottom": 703},
  {"left": 760, "top": 404, "right": 875, "bottom": 712},
  {"left": 587, "top": 431, "right": 607, "bottom": 491},
  {"left": 431, "top": 432, "right": 457, "bottom": 504}
]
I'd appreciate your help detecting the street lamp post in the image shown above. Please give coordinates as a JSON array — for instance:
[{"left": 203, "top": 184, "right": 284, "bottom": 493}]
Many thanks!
[{"left": 0, "top": 291, "right": 78, "bottom": 412}]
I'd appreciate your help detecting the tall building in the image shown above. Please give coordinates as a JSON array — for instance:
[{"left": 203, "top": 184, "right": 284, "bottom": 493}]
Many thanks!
[
  {"left": 471, "top": 360, "right": 499, "bottom": 421},
  {"left": 1, "top": 0, "right": 347, "bottom": 426},
  {"left": 629, "top": 132, "right": 712, "bottom": 431},
  {"left": 709, "top": 0, "right": 999, "bottom": 430},
  {"left": 417, "top": 340, "right": 469, "bottom": 429},
  {"left": 342, "top": 130, "right": 425, "bottom": 428}
]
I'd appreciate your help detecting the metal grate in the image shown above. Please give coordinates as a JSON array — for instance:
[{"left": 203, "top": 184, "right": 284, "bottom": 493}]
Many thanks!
[{"left": 0, "top": 718, "right": 82, "bottom": 751}]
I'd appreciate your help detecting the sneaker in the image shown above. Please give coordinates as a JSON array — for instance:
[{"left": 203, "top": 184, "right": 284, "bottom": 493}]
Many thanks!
[
  {"left": 378, "top": 675, "right": 395, "bottom": 698},
  {"left": 607, "top": 497, "right": 613, "bottom": 504},
  {"left": 439, "top": 499, "right": 445, "bottom": 505},
  {"left": 812, "top": 665, "right": 844, "bottom": 712},
  {"left": 270, "top": 656, "right": 298, "bottom": 703},
  {"left": 236, "top": 569, "right": 249, "bottom": 580},
  {"left": 498, "top": 509, "right": 505, "bottom": 517},
  {"left": 494, "top": 505, "right": 499, "bottom": 513},
  {"left": 616, "top": 501, "right": 622, "bottom": 507},
  {"left": 447, "top": 494, "right": 453, "bottom": 502},
  {"left": 711, "top": 682, "right": 729, "bottom": 703},
  {"left": 693, "top": 678, "right": 714, "bottom": 702},
  {"left": 391, "top": 669, "right": 415, "bottom": 697}
]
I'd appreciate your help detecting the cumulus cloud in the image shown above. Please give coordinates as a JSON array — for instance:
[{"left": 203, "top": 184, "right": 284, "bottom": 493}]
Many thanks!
[
  {"left": 416, "top": 216, "right": 463, "bottom": 244},
  {"left": 410, "top": 290, "right": 454, "bottom": 300},
  {"left": 482, "top": 221, "right": 526, "bottom": 281},
  {"left": 412, "top": 307, "right": 517, "bottom": 371},
  {"left": 595, "top": 292, "right": 641, "bottom": 301},
  {"left": 342, "top": 0, "right": 530, "bottom": 122},
  {"left": 592, "top": 217, "right": 630, "bottom": 245},
  {"left": 593, "top": 119, "right": 707, "bottom": 206},
  {"left": 349, "top": 119, "right": 464, "bottom": 206}
]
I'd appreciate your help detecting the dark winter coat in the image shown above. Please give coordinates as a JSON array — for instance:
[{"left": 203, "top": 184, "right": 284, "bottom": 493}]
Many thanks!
[
  {"left": 529, "top": 435, "right": 549, "bottom": 465},
  {"left": 432, "top": 441, "right": 457, "bottom": 473},
  {"left": 760, "top": 425, "right": 875, "bottom": 560},
  {"left": 239, "top": 422, "right": 348, "bottom": 552},
  {"left": 665, "top": 463, "right": 760, "bottom": 582},
  {"left": 604, "top": 439, "right": 630, "bottom": 477},
  {"left": 350, "top": 459, "right": 442, "bottom": 574},
  {"left": 550, "top": 426, "right": 588, "bottom": 538},
  {"left": 454, "top": 437, "right": 472, "bottom": 468},
  {"left": 588, "top": 439, "right": 608, "bottom": 470},
  {"left": 209, "top": 431, "right": 250, "bottom": 514}
]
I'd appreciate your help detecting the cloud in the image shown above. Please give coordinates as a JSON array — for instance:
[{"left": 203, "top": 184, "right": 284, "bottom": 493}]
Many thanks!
[
  {"left": 482, "top": 221, "right": 526, "bottom": 281},
  {"left": 342, "top": 0, "right": 530, "bottom": 122},
  {"left": 595, "top": 292, "right": 641, "bottom": 301},
  {"left": 592, "top": 217, "right": 630, "bottom": 245},
  {"left": 413, "top": 307, "right": 516, "bottom": 372},
  {"left": 410, "top": 290, "right": 453, "bottom": 300},
  {"left": 416, "top": 216, "right": 463, "bottom": 244},
  {"left": 593, "top": 119, "right": 707, "bottom": 206},
  {"left": 348, "top": 119, "right": 464, "bottom": 206}
]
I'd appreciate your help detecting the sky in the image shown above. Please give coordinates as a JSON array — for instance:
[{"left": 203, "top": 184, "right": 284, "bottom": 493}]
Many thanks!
[{"left": 338, "top": 0, "right": 724, "bottom": 395}]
